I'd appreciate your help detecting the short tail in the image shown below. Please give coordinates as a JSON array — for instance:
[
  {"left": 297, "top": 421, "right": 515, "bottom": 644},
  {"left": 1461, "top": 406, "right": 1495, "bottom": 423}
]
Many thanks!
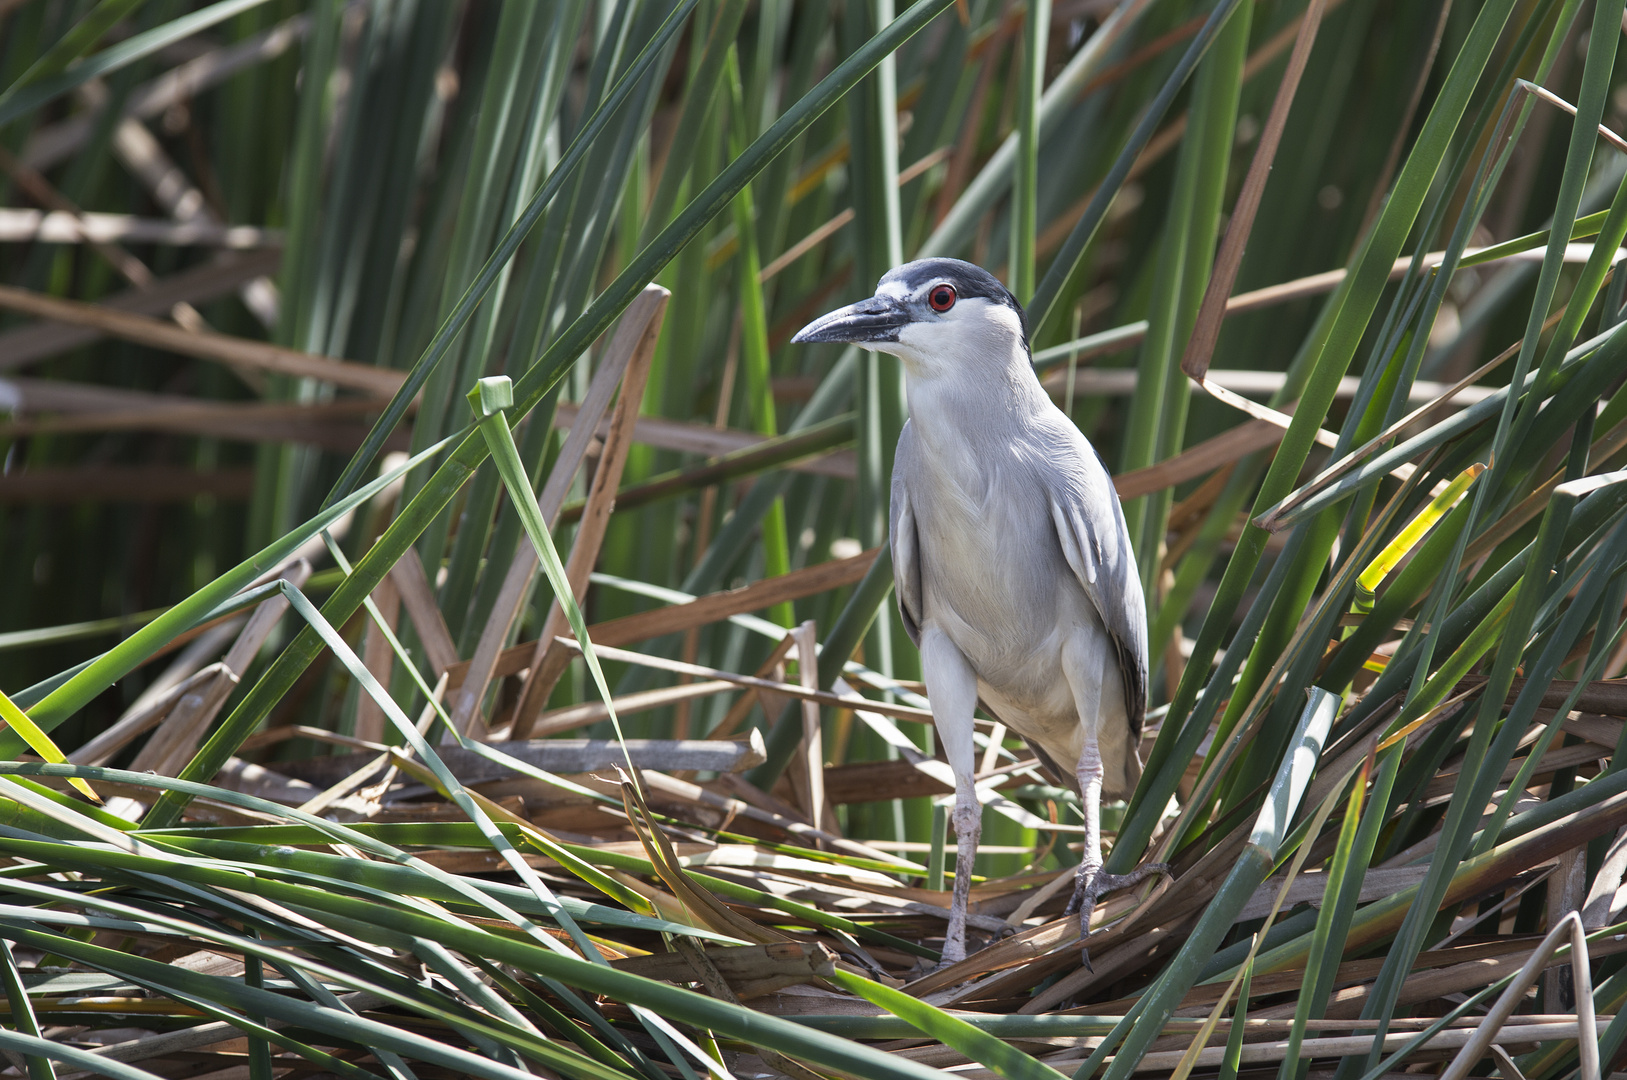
[{"left": 1019, "top": 736, "right": 1082, "bottom": 796}]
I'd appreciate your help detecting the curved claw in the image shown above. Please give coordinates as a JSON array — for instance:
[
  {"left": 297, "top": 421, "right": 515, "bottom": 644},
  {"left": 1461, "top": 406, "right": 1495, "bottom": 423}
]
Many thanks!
[{"left": 1063, "top": 862, "right": 1174, "bottom": 965}]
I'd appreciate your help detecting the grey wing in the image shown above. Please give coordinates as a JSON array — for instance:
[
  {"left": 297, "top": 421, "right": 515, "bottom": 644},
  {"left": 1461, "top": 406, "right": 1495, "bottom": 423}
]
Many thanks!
[
  {"left": 1045, "top": 448, "right": 1150, "bottom": 741},
  {"left": 889, "top": 421, "right": 923, "bottom": 647}
]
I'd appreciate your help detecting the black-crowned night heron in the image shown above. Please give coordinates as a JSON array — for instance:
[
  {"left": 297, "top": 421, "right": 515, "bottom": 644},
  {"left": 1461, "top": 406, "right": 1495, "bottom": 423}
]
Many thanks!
[{"left": 792, "top": 258, "right": 1165, "bottom": 965}]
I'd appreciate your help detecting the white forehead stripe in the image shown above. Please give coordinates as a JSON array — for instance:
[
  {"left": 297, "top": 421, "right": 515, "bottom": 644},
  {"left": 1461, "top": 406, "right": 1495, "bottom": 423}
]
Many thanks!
[{"left": 876, "top": 280, "right": 913, "bottom": 300}]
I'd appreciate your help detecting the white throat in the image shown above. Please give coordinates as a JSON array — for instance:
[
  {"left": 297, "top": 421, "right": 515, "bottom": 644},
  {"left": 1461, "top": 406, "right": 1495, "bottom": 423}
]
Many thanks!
[{"left": 867, "top": 299, "right": 1046, "bottom": 429}]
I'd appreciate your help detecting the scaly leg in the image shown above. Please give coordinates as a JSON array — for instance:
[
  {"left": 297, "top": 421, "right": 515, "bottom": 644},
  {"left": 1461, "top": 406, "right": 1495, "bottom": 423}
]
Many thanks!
[
  {"left": 920, "top": 627, "right": 981, "bottom": 968},
  {"left": 1059, "top": 637, "right": 1170, "bottom": 963},
  {"left": 1060, "top": 735, "right": 1170, "bottom": 948}
]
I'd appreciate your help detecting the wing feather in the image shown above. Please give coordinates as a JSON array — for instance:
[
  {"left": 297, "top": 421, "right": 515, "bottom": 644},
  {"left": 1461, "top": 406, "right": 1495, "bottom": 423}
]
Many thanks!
[
  {"left": 890, "top": 421, "right": 924, "bottom": 647},
  {"left": 1046, "top": 454, "right": 1148, "bottom": 742}
]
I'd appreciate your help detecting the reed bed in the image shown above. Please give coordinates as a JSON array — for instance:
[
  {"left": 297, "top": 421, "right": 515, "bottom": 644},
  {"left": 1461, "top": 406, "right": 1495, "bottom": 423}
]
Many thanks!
[{"left": 4, "top": 0, "right": 1627, "bottom": 1077}]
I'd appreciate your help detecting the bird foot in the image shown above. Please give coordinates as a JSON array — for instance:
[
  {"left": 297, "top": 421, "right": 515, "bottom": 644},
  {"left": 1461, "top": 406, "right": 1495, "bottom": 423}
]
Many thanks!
[
  {"left": 1061, "top": 861, "right": 1173, "bottom": 920},
  {"left": 1063, "top": 862, "right": 1173, "bottom": 967}
]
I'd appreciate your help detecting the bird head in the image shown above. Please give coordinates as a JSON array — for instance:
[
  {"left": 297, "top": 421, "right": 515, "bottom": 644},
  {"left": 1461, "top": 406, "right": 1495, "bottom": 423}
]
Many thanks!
[{"left": 790, "top": 258, "right": 1029, "bottom": 378}]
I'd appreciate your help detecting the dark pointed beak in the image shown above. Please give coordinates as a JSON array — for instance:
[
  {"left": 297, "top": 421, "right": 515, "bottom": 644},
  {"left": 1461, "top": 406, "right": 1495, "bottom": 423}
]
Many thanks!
[{"left": 791, "top": 294, "right": 911, "bottom": 345}]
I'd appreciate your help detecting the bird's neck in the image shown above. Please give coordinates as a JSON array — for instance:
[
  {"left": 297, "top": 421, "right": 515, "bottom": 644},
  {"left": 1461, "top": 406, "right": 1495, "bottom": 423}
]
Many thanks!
[{"left": 902, "top": 353, "right": 1052, "bottom": 445}]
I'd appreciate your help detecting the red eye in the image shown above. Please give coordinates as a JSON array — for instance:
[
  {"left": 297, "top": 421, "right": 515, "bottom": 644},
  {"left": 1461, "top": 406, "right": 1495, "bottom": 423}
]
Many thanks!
[{"left": 928, "top": 284, "right": 957, "bottom": 312}]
